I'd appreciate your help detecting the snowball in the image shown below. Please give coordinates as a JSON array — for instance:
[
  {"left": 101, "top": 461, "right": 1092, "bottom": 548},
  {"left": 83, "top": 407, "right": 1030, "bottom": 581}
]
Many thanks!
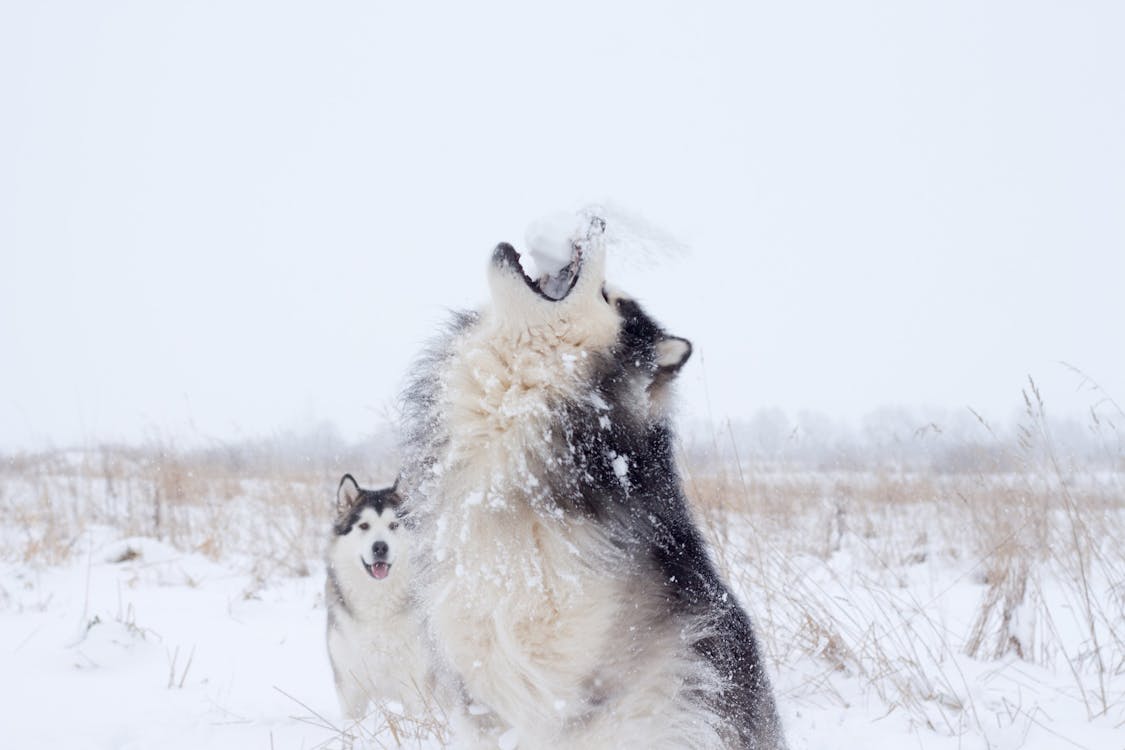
[
  {"left": 611, "top": 454, "right": 629, "bottom": 479},
  {"left": 524, "top": 212, "right": 586, "bottom": 277}
]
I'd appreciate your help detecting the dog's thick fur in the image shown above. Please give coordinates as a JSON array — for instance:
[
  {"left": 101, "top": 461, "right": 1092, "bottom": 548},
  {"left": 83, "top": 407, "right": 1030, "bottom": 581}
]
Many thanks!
[
  {"left": 325, "top": 475, "right": 427, "bottom": 721},
  {"left": 399, "top": 231, "right": 785, "bottom": 749}
]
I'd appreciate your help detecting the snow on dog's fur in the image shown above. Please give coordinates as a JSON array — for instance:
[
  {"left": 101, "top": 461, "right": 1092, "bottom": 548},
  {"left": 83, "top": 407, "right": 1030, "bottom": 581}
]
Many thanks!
[
  {"left": 325, "top": 475, "right": 428, "bottom": 721},
  {"left": 400, "top": 220, "right": 786, "bottom": 749}
]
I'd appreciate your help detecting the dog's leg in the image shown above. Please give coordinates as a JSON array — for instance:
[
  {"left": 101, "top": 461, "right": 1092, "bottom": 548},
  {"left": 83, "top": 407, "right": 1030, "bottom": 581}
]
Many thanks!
[{"left": 336, "top": 675, "right": 370, "bottom": 722}]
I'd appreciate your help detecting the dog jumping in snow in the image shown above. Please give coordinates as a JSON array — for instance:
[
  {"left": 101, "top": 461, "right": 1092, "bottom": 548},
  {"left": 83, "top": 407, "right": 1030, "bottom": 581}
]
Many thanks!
[{"left": 399, "top": 216, "right": 786, "bottom": 749}]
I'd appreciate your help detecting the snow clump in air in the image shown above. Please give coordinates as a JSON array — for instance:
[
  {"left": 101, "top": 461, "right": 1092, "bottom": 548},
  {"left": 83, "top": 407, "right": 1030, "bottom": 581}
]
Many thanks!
[{"left": 523, "top": 211, "right": 587, "bottom": 278}]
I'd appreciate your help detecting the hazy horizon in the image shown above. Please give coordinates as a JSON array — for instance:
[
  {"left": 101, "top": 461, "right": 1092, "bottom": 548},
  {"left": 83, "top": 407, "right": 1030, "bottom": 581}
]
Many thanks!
[{"left": 3, "top": 2, "right": 1123, "bottom": 452}]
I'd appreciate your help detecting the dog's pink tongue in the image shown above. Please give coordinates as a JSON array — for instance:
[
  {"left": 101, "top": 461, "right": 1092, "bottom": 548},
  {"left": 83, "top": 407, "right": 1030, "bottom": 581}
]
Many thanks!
[{"left": 370, "top": 562, "right": 390, "bottom": 580}]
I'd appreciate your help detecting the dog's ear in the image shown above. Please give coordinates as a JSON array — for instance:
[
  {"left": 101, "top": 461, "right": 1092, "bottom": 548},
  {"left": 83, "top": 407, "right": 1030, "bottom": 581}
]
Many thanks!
[
  {"left": 655, "top": 336, "right": 692, "bottom": 375},
  {"left": 337, "top": 474, "right": 360, "bottom": 514},
  {"left": 386, "top": 487, "right": 405, "bottom": 513}
]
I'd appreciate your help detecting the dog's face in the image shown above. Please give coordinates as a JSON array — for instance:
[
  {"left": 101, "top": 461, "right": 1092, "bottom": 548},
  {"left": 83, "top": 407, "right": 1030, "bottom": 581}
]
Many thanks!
[
  {"left": 485, "top": 217, "right": 691, "bottom": 424},
  {"left": 487, "top": 217, "right": 616, "bottom": 343},
  {"left": 332, "top": 475, "right": 405, "bottom": 581}
]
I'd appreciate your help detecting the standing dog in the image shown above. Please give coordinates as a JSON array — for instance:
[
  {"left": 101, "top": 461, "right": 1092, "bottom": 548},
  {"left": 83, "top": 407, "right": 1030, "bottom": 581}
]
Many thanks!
[
  {"left": 399, "top": 222, "right": 786, "bottom": 749},
  {"left": 325, "top": 474, "right": 426, "bottom": 722}
]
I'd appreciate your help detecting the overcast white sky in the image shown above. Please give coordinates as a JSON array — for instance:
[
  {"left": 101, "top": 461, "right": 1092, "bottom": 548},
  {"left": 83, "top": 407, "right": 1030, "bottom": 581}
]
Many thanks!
[{"left": 1, "top": 1, "right": 1123, "bottom": 451}]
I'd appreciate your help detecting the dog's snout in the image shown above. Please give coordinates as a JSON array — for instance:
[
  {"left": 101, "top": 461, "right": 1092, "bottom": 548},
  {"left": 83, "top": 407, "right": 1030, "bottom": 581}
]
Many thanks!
[{"left": 372, "top": 541, "right": 389, "bottom": 559}]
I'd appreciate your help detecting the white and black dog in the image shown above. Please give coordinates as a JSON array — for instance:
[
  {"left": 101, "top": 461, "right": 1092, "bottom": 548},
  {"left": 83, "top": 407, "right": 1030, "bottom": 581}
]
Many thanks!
[
  {"left": 399, "top": 220, "right": 785, "bottom": 749},
  {"left": 325, "top": 474, "right": 428, "bottom": 723}
]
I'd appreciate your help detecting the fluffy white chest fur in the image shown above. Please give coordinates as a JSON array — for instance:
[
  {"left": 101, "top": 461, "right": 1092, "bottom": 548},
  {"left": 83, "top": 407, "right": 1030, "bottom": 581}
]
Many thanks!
[
  {"left": 424, "top": 325, "right": 610, "bottom": 721},
  {"left": 430, "top": 504, "right": 626, "bottom": 724},
  {"left": 327, "top": 545, "right": 428, "bottom": 718}
]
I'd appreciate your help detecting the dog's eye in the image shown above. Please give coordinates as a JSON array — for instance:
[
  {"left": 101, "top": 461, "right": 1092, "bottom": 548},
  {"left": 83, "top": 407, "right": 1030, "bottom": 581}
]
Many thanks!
[
  {"left": 389, "top": 521, "right": 399, "bottom": 531},
  {"left": 358, "top": 522, "right": 370, "bottom": 531}
]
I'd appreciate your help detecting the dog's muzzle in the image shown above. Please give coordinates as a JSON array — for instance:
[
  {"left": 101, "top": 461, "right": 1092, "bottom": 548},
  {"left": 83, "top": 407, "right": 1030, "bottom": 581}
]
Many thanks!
[{"left": 363, "top": 557, "right": 392, "bottom": 580}]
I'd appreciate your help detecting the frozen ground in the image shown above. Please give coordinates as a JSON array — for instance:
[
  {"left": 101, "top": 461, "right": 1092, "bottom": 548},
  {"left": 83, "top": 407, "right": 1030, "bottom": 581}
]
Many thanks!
[{"left": 1, "top": 454, "right": 1122, "bottom": 749}]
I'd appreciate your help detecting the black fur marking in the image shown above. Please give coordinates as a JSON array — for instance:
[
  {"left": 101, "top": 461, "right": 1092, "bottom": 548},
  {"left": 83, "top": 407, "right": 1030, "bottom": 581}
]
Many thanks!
[
  {"left": 549, "top": 300, "right": 784, "bottom": 748},
  {"left": 333, "top": 480, "right": 403, "bottom": 536}
]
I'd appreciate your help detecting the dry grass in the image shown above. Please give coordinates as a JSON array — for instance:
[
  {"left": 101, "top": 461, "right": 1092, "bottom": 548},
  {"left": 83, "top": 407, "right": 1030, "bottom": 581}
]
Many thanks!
[
  {"left": 0, "top": 438, "right": 399, "bottom": 575},
  {"left": 274, "top": 686, "right": 451, "bottom": 750},
  {"left": 684, "top": 384, "right": 1125, "bottom": 739}
]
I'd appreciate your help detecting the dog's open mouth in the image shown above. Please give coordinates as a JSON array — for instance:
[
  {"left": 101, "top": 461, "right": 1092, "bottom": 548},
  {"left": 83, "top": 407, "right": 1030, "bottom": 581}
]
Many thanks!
[
  {"left": 365, "top": 560, "right": 391, "bottom": 580},
  {"left": 493, "top": 241, "right": 583, "bottom": 302}
]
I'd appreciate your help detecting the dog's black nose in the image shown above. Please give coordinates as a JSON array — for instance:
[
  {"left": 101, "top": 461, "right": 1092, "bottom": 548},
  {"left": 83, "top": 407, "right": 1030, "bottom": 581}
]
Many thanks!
[{"left": 372, "top": 541, "right": 389, "bottom": 559}]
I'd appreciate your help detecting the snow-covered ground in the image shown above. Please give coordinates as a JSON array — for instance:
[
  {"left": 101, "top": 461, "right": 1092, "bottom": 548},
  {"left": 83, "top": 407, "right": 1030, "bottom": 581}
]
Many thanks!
[
  {"left": 1, "top": 457, "right": 1122, "bottom": 749},
  {"left": 0, "top": 531, "right": 352, "bottom": 749}
]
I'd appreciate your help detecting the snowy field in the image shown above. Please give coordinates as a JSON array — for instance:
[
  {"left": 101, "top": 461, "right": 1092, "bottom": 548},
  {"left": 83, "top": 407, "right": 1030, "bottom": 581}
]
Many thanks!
[
  {"left": 2, "top": 438, "right": 1123, "bottom": 750},
  {"left": 4, "top": 3, "right": 1123, "bottom": 748}
]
